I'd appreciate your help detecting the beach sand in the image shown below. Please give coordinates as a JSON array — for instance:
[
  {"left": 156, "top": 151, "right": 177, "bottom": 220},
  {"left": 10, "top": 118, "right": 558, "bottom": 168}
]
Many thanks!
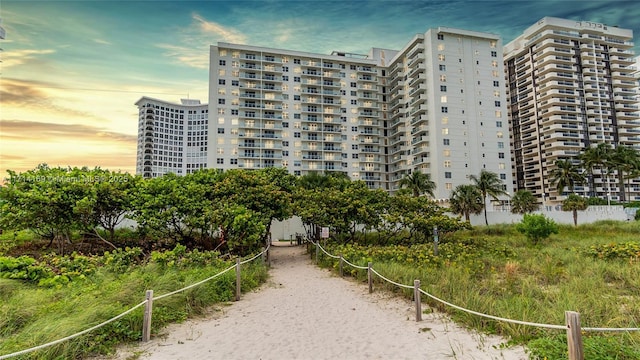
[{"left": 114, "top": 243, "right": 528, "bottom": 360}]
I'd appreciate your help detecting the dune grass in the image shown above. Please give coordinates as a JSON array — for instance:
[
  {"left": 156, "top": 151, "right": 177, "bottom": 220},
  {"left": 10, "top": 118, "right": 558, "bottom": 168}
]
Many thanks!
[
  {"left": 317, "top": 220, "right": 640, "bottom": 359},
  {"left": 0, "top": 252, "right": 268, "bottom": 359}
]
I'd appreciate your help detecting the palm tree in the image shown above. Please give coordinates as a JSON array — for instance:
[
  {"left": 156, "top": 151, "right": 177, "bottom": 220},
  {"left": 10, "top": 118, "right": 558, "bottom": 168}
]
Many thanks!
[
  {"left": 510, "top": 190, "right": 539, "bottom": 214},
  {"left": 398, "top": 170, "right": 436, "bottom": 198},
  {"left": 609, "top": 145, "right": 640, "bottom": 202},
  {"left": 449, "top": 184, "right": 483, "bottom": 222},
  {"left": 579, "top": 143, "right": 612, "bottom": 198},
  {"left": 562, "top": 193, "right": 588, "bottom": 226},
  {"left": 549, "top": 159, "right": 585, "bottom": 196},
  {"left": 468, "top": 170, "right": 508, "bottom": 226}
]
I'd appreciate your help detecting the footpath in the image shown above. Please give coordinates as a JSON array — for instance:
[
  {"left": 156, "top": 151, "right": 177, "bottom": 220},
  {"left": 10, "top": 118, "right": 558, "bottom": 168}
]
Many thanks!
[{"left": 117, "top": 244, "right": 528, "bottom": 360}]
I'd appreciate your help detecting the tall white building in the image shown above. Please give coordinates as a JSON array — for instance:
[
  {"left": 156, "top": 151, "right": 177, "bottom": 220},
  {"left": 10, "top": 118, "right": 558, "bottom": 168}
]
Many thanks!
[
  {"left": 206, "top": 27, "right": 512, "bottom": 200},
  {"left": 138, "top": 27, "right": 513, "bottom": 201},
  {"left": 135, "top": 97, "right": 208, "bottom": 178},
  {"left": 504, "top": 17, "right": 639, "bottom": 203}
]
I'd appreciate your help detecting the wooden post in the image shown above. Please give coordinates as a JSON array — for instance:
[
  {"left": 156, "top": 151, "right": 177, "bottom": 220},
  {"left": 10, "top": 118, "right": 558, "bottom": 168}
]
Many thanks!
[
  {"left": 267, "top": 247, "right": 271, "bottom": 268},
  {"left": 565, "top": 311, "right": 584, "bottom": 360},
  {"left": 235, "top": 258, "right": 241, "bottom": 301},
  {"left": 414, "top": 280, "right": 422, "bottom": 322},
  {"left": 315, "top": 242, "right": 319, "bottom": 264},
  {"left": 339, "top": 254, "right": 343, "bottom": 277},
  {"left": 368, "top": 262, "right": 373, "bottom": 294},
  {"left": 142, "top": 290, "right": 153, "bottom": 342}
]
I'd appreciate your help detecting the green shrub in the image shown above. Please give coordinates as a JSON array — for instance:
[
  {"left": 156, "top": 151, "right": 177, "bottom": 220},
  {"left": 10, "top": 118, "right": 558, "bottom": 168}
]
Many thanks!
[{"left": 515, "top": 214, "right": 559, "bottom": 244}]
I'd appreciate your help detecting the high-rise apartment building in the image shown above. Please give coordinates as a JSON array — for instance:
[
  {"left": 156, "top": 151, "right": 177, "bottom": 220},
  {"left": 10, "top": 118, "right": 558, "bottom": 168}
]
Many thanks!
[
  {"left": 504, "top": 17, "right": 639, "bottom": 203},
  {"left": 137, "top": 27, "right": 513, "bottom": 202},
  {"left": 135, "top": 97, "right": 209, "bottom": 178},
  {"left": 206, "top": 27, "right": 512, "bottom": 200}
]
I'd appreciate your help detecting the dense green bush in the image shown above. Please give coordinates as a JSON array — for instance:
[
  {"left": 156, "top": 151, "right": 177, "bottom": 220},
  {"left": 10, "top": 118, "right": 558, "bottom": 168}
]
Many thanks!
[{"left": 515, "top": 214, "right": 559, "bottom": 244}]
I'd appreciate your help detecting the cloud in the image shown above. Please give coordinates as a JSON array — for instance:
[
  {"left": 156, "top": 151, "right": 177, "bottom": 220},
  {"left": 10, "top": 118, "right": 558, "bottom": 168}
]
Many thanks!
[
  {"left": 0, "top": 78, "right": 109, "bottom": 122},
  {"left": 1, "top": 49, "right": 56, "bottom": 69},
  {"left": 157, "top": 12, "right": 247, "bottom": 69},
  {"left": 93, "top": 38, "right": 112, "bottom": 45},
  {"left": 0, "top": 120, "right": 137, "bottom": 144},
  {"left": 192, "top": 13, "right": 246, "bottom": 44}
]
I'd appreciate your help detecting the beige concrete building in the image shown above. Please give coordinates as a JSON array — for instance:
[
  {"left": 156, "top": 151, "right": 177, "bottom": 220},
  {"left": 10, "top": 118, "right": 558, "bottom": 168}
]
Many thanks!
[{"left": 504, "top": 17, "right": 639, "bottom": 203}]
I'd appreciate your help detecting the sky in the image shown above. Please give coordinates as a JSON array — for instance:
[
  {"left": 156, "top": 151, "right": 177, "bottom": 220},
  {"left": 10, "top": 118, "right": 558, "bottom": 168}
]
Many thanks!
[{"left": 1, "top": 0, "right": 639, "bottom": 178}]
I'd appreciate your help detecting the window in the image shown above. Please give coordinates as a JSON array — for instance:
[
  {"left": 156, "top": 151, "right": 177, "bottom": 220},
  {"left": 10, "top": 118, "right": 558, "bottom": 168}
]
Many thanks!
[
  {"left": 442, "top": 128, "right": 449, "bottom": 135},
  {"left": 217, "top": 158, "right": 224, "bottom": 164},
  {"left": 498, "top": 152, "right": 505, "bottom": 159},
  {"left": 443, "top": 149, "right": 450, "bottom": 157},
  {"left": 496, "top": 121, "right": 502, "bottom": 127},
  {"left": 350, "top": 82, "right": 356, "bottom": 87},
  {"left": 437, "top": 33, "right": 444, "bottom": 40},
  {"left": 493, "top": 81, "right": 500, "bottom": 87},
  {"left": 441, "top": 117, "right": 448, "bottom": 124},
  {"left": 294, "top": 95, "right": 301, "bottom": 101},
  {"left": 351, "top": 99, "right": 357, "bottom": 105},
  {"left": 283, "top": 122, "right": 289, "bottom": 128},
  {"left": 497, "top": 132, "right": 503, "bottom": 138},
  {"left": 441, "top": 107, "right": 448, "bottom": 113},
  {"left": 440, "top": 85, "right": 447, "bottom": 92},
  {"left": 495, "top": 101, "right": 501, "bottom": 107},
  {"left": 443, "top": 139, "right": 450, "bottom": 145},
  {"left": 217, "top": 128, "right": 224, "bottom": 134},
  {"left": 438, "top": 54, "right": 445, "bottom": 61},
  {"left": 440, "top": 75, "right": 446, "bottom": 82},
  {"left": 218, "top": 99, "right": 225, "bottom": 104},
  {"left": 294, "top": 132, "right": 301, "bottom": 138},
  {"left": 444, "top": 160, "right": 451, "bottom": 168},
  {"left": 294, "top": 59, "right": 301, "bottom": 64},
  {"left": 218, "top": 79, "right": 225, "bottom": 85},
  {"left": 352, "top": 154, "right": 359, "bottom": 159},
  {"left": 230, "top": 159, "right": 237, "bottom": 165},
  {"left": 499, "top": 163, "right": 505, "bottom": 169},
  {"left": 219, "top": 60, "right": 226, "bottom": 66},
  {"left": 500, "top": 174, "right": 506, "bottom": 180},
  {"left": 445, "top": 172, "right": 452, "bottom": 179},
  {"left": 491, "top": 51, "right": 497, "bottom": 57},
  {"left": 445, "top": 183, "right": 453, "bottom": 190},
  {"left": 439, "top": 64, "right": 446, "bottom": 71},
  {"left": 498, "top": 142, "right": 504, "bottom": 148},
  {"left": 294, "top": 77, "right": 301, "bottom": 82},
  {"left": 441, "top": 95, "right": 447, "bottom": 103},
  {"left": 495, "top": 110, "right": 502, "bottom": 118},
  {"left": 232, "top": 80, "right": 239, "bottom": 86}
]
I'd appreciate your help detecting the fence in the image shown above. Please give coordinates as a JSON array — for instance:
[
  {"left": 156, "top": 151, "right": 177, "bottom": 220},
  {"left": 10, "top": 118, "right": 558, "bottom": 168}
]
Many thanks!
[
  {"left": 0, "top": 245, "right": 271, "bottom": 360},
  {"left": 310, "top": 240, "right": 639, "bottom": 360}
]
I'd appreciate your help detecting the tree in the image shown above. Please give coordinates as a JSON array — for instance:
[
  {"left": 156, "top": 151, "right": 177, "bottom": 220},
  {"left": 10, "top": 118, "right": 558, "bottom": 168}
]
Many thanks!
[
  {"left": 510, "top": 190, "right": 539, "bottom": 214},
  {"left": 609, "top": 145, "right": 640, "bottom": 202},
  {"left": 469, "top": 170, "right": 507, "bottom": 225},
  {"left": 562, "top": 194, "right": 588, "bottom": 226},
  {"left": 549, "top": 159, "right": 585, "bottom": 195},
  {"left": 515, "top": 214, "right": 558, "bottom": 244},
  {"left": 449, "top": 184, "right": 483, "bottom": 222},
  {"left": 579, "top": 143, "right": 612, "bottom": 198},
  {"left": 398, "top": 170, "right": 436, "bottom": 198}
]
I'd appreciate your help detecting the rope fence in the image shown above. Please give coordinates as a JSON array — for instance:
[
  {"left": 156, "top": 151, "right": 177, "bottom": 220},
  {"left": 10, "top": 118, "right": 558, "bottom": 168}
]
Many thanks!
[
  {"left": 0, "top": 244, "right": 271, "bottom": 360},
  {"left": 309, "top": 239, "right": 640, "bottom": 360}
]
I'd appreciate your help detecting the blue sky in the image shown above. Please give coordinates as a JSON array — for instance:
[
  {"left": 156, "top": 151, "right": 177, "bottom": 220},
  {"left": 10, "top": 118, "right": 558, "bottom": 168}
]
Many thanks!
[{"left": 1, "top": 0, "right": 639, "bottom": 176}]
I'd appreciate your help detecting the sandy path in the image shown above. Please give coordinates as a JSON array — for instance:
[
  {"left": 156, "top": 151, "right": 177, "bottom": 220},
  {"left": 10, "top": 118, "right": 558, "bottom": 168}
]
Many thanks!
[{"left": 125, "top": 244, "right": 528, "bottom": 360}]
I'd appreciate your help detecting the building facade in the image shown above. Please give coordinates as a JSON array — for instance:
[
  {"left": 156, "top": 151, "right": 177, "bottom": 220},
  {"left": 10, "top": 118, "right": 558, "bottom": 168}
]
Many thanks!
[
  {"left": 135, "top": 97, "right": 209, "bottom": 178},
  {"left": 504, "top": 17, "right": 639, "bottom": 203},
  {"left": 206, "top": 27, "right": 512, "bottom": 200},
  {"left": 137, "top": 27, "right": 514, "bottom": 202}
]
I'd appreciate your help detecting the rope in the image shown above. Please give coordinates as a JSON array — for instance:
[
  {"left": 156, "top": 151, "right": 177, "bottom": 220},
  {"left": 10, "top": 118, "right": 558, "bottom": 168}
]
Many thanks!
[
  {"left": 370, "top": 268, "right": 414, "bottom": 290},
  {"left": 417, "top": 288, "right": 566, "bottom": 330},
  {"left": 153, "top": 265, "right": 236, "bottom": 301},
  {"left": 0, "top": 301, "right": 147, "bottom": 360},
  {"left": 315, "top": 241, "right": 341, "bottom": 259},
  {"left": 312, "top": 241, "right": 640, "bottom": 333},
  {"left": 0, "top": 245, "right": 272, "bottom": 359},
  {"left": 240, "top": 243, "right": 271, "bottom": 265}
]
